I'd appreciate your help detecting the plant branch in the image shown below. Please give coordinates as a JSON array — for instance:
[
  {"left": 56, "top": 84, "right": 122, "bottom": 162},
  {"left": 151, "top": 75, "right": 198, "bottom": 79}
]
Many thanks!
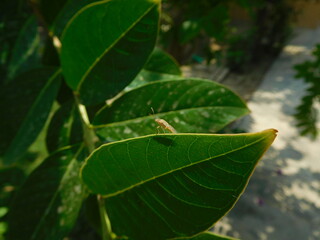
[
  {"left": 98, "top": 195, "right": 113, "bottom": 240},
  {"left": 74, "top": 95, "right": 113, "bottom": 240}
]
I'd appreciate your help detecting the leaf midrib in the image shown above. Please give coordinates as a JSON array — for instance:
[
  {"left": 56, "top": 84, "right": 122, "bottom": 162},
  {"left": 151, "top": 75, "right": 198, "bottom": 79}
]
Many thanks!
[{"left": 102, "top": 132, "right": 271, "bottom": 198}]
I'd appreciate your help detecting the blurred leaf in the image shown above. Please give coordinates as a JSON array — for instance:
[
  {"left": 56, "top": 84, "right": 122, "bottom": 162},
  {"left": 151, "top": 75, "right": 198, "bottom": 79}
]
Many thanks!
[
  {"left": 0, "top": 167, "right": 26, "bottom": 206},
  {"left": 6, "top": 16, "right": 42, "bottom": 81},
  {"left": 93, "top": 79, "right": 249, "bottom": 141},
  {"left": 0, "top": 0, "right": 31, "bottom": 83},
  {"left": 46, "top": 101, "right": 83, "bottom": 153},
  {"left": 179, "top": 20, "right": 201, "bottom": 44},
  {"left": 35, "top": 0, "right": 67, "bottom": 27},
  {"left": 144, "top": 48, "right": 181, "bottom": 75},
  {"left": 6, "top": 145, "right": 88, "bottom": 240},
  {"left": 60, "top": 0, "right": 160, "bottom": 105},
  {"left": 294, "top": 43, "right": 320, "bottom": 139},
  {"left": 201, "top": 4, "right": 229, "bottom": 41},
  {"left": 81, "top": 129, "right": 277, "bottom": 239},
  {"left": 0, "top": 68, "right": 61, "bottom": 164}
]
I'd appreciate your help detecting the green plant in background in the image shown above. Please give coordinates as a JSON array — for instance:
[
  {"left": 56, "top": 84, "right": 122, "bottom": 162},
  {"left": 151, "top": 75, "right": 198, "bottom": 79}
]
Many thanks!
[
  {"left": 294, "top": 44, "right": 320, "bottom": 139},
  {"left": 0, "top": 0, "right": 277, "bottom": 239},
  {"left": 160, "top": 0, "right": 298, "bottom": 72},
  {"left": 160, "top": 0, "right": 230, "bottom": 64}
]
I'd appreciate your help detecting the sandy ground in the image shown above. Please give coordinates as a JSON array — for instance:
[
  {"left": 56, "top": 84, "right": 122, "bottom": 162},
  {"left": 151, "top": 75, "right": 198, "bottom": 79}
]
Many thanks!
[{"left": 212, "top": 27, "right": 320, "bottom": 240}]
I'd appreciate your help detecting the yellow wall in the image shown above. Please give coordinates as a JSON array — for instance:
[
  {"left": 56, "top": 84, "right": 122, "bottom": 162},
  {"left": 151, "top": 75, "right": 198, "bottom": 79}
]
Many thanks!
[
  {"left": 230, "top": 1, "right": 320, "bottom": 28},
  {"left": 293, "top": 1, "right": 320, "bottom": 28}
]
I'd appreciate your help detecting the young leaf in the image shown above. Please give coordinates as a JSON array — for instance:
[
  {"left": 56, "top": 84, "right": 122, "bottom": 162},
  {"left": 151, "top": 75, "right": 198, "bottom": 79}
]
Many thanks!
[
  {"left": 6, "top": 145, "right": 88, "bottom": 240},
  {"left": 93, "top": 79, "right": 249, "bottom": 141},
  {"left": 0, "top": 68, "right": 61, "bottom": 164},
  {"left": 81, "top": 129, "right": 277, "bottom": 239},
  {"left": 60, "top": 0, "right": 160, "bottom": 105}
]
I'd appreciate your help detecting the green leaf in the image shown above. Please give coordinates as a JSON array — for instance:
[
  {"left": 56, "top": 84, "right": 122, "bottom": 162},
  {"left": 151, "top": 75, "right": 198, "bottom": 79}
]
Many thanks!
[
  {"left": 0, "top": 68, "right": 61, "bottom": 164},
  {"left": 144, "top": 48, "right": 181, "bottom": 76},
  {"left": 6, "top": 16, "right": 42, "bottom": 81},
  {"left": 60, "top": 0, "right": 160, "bottom": 105},
  {"left": 6, "top": 145, "right": 88, "bottom": 240},
  {"left": 46, "top": 101, "right": 83, "bottom": 153},
  {"left": 81, "top": 129, "right": 277, "bottom": 239},
  {"left": 124, "top": 48, "right": 183, "bottom": 91},
  {"left": 185, "top": 232, "right": 238, "bottom": 240},
  {"left": 125, "top": 70, "right": 184, "bottom": 91},
  {"left": 93, "top": 79, "right": 249, "bottom": 141}
]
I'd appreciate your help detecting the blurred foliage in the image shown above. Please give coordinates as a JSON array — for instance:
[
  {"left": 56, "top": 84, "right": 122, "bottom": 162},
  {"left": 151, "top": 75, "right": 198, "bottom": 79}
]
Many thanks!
[
  {"left": 0, "top": 0, "right": 32, "bottom": 84},
  {"left": 294, "top": 44, "right": 320, "bottom": 139},
  {"left": 160, "top": 0, "right": 306, "bottom": 72}
]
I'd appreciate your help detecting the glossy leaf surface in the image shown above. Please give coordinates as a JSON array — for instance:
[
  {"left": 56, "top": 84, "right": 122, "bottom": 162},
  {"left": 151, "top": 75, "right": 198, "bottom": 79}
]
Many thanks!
[
  {"left": 60, "top": 0, "right": 160, "bottom": 105},
  {"left": 81, "top": 129, "right": 277, "bottom": 239},
  {"left": 93, "top": 79, "right": 249, "bottom": 141},
  {"left": 0, "top": 68, "right": 61, "bottom": 164},
  {"left": 6, "top": 145, "right": 88, "bottom": 240}
]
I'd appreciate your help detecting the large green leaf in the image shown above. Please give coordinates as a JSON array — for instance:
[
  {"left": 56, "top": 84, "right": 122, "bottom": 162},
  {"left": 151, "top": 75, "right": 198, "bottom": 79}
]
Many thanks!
[
  {"left": 93, "top": 79, "right": 249, "bottom": 141},
  {"left": 6, "top": 145, "right": 88, "bottom": 240},
  {"left": 81, "top": 129, "right": 277, "bottom": 239},
  {"left": 60, "top": 0, "right": 160, "bottom": 105},
  {"left": 6, "top": 16, "right": 42, "bottom": 81},
  {"left": 45, "top": 100, "right": 83, "bottom": 153},
  {"left": 0, "top": 68, "right": 61, "bottom": 164}
]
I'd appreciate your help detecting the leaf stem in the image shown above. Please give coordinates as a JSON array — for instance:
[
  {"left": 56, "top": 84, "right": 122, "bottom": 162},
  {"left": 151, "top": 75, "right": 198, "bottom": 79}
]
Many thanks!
[
  {"left": 74, "top": 95, "right": 113, "bottom": 240},
  {"left": 98, "top": 195, "right": 113, "bottom": 240},
  {"left": 74, "top": 95, "right": 97, "bottom": 152}
]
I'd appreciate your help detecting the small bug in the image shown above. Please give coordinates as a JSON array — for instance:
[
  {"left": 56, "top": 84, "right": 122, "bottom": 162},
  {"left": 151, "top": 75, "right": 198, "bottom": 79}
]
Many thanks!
[
  {"left": 151, "top": 107, "right": 177, "bottom": 133},
  {"left": 155, "top": 118, "right": 177, "bottom": 133}
]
